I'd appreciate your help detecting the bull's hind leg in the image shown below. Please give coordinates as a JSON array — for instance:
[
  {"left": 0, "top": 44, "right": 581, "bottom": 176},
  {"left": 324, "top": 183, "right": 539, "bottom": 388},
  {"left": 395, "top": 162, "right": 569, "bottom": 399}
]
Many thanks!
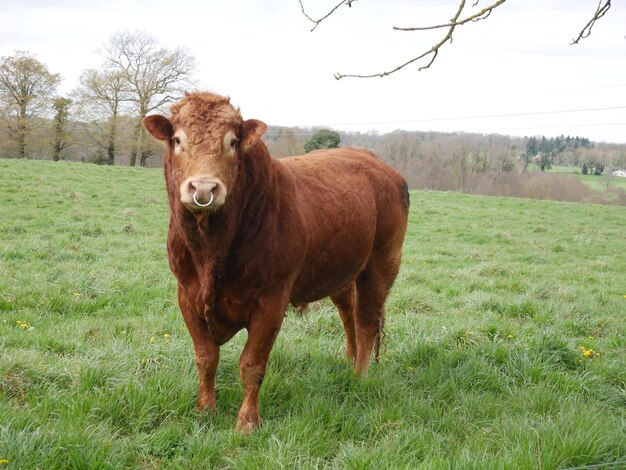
[
  {"left": 330, "top": 281, "right": 357, "bottom": 361},
  {"left": 353, "top": 249, "right": 402, "bottom": 376}
]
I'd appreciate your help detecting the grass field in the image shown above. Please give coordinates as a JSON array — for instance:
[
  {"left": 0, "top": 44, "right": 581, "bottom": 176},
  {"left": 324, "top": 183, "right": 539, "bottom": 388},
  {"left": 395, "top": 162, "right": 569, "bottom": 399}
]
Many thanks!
[
  {"left": 1, "top": 159, "right": 625, "bottom": 469},
  {"left": 548, "top": 165, "right": 626, "bottom": 191}
]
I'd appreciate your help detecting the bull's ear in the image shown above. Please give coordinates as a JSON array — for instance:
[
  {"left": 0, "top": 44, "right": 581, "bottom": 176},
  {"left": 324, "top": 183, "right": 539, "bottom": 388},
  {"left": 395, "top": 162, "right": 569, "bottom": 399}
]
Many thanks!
[
  {"left": 240, "top": 119, "right": 267, "bottom": 146},
  {"left": 143, "top": 115, "right": 173, "bottom": 141}
]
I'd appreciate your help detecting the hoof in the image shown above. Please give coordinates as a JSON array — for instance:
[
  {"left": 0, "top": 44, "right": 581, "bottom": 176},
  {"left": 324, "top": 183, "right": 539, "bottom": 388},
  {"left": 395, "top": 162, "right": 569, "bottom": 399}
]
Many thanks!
[
  {"left": 196, "top": 397, "right": 216, "bottom": 412},
  {"left": 235, "top": 417, "right": 260, "bottom": 434},
  {"left": 354, "top": 362, "right": 370, "bottom": 379}
]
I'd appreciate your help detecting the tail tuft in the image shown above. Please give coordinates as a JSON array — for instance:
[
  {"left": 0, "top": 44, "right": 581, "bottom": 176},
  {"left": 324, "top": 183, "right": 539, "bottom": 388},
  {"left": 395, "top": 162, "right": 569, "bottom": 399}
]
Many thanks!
[
  {"left": 374, "top": 313, "right": 386, "bottom": 362},
  {"left": 401, "top": 181, "right": 410, "bottom": 209}
]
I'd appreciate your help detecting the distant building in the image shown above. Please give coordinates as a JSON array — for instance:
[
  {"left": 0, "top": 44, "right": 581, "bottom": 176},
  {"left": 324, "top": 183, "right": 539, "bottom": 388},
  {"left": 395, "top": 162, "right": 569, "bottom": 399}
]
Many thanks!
[{"left": 611, "top": 169, "right": 626, "bottom": 178}]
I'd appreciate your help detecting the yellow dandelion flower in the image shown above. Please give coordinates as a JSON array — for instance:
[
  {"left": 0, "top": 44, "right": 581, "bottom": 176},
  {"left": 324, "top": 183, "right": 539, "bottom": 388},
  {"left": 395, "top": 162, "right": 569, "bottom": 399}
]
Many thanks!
[
  {"left": 149, "top": 336, "right": 156, "bottom": 344},
  {"left": 583, "top": 349, "right": 594, "bottom": 358},
  {"left": 163, "top": 333, "right": 170, "bottom": 338},
  {"left": 578, "top": 346, "right": 586, "bottom": 351},
  {"left": 595, "top": 352, "right": 601, "bottom": 357},
  {"left": 507, "top": 334, "right": 514, "bottom": 340},
  {"left": 0, "top": 459, "right": 9, "bottom": 465},
  {"left": 588, "top": 336, "right": 594, "bottom": 339}
]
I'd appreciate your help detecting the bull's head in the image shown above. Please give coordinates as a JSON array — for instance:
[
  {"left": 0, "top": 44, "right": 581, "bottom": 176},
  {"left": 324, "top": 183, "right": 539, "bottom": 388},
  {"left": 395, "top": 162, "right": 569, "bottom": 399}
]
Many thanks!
[{"left": 143, "top": 92, "right": 266, "bottom": 211}]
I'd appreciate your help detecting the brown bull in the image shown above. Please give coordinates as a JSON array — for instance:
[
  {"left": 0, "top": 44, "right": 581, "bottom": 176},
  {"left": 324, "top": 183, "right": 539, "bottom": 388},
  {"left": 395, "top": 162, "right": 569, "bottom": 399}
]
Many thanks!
[{"left": 143, "top": 92, "right": 409, "bottom": 432}]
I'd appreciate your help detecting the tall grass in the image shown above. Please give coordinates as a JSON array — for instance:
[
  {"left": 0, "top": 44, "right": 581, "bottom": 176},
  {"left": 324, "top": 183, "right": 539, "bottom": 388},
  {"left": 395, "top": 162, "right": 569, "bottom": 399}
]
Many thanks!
[{"left": 1, "top": 159, "right": 625, "bottom": 468}]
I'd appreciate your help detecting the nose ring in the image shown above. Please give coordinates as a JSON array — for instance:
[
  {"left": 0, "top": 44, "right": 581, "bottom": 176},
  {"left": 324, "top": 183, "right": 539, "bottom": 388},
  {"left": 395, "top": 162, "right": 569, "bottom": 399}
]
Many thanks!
[{"left": 193, "top": 191, "right": 214, "bottom": 207}]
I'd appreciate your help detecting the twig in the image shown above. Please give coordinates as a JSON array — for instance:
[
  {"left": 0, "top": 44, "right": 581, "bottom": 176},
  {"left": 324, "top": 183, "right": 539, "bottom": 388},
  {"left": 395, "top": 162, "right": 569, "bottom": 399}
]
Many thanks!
[
  {"left": 571, "top": 0, "right": 611, "bottom": 44},
  {"left": 394, "top": 0, "right": 506, "bottom": 32},
  {"left": 298, "top": 0, "right": 357, "bottom": 32}
]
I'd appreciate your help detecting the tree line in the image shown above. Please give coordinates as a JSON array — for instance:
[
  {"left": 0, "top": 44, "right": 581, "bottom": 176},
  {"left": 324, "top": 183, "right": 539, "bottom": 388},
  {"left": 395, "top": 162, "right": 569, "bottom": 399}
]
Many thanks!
[
  {"left": 0, "top": 31, "right": 194, "bottom": 166},
  {"left": 266, "top": 127, "right": 626, "bottom": 205},
  {"left": 523, "top": 135, "right": 594, "bottom": 172}
]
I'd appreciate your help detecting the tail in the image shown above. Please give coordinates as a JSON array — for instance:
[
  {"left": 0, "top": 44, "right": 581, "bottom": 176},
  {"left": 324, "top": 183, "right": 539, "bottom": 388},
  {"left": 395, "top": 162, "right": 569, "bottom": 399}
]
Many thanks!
[
  {"left": 374, "top": 312, "right": 386, "bottom": 362},
  {"left": 401, "top": 180, "right": 410, "bottom": 210}
]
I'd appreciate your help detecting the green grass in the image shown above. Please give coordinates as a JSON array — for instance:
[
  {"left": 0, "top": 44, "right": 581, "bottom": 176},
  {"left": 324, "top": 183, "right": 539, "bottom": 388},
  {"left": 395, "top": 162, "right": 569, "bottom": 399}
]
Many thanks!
[
  {"left": 1, "top": 159, "right": 625, "bottom": 469},
  {"left": 548, "top": 164, "right": 626, "bottom": 191}
]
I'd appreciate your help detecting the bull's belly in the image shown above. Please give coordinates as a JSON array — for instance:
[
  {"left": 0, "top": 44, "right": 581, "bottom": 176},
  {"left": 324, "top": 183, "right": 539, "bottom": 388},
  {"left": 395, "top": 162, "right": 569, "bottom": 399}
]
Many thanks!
[
  {"left": 290, "top": 199, "right": 377, "bottom": 304},
  {"left": 290, "top": 273, "right": 356, "bottom": 304},
  {"left": 290, "top": 245, "right": 370, "bottom": 304}
]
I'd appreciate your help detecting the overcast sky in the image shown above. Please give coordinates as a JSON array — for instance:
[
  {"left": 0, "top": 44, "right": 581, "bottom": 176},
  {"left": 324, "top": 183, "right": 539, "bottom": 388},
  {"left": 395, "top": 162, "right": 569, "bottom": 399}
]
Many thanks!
[{"left": 1, "top": 0, "right": 625, "bottom": 143}]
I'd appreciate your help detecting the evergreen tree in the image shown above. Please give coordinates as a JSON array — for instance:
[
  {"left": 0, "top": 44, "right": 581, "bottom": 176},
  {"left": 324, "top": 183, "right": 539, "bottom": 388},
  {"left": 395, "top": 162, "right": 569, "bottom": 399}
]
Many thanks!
[
  {"left": 304, "top": 129, "right": 341, "bottom": 153},
  {"left": 526, "top": 136, "right": 538, "bottom": 156}
]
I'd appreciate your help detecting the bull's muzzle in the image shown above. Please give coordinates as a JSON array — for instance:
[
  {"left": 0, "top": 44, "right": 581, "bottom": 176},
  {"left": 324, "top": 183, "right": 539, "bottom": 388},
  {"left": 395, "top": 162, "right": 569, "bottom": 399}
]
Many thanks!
[
  {"left": 181, "top": 177, "right": 225, "bottom": 210},
  {"left": 190, "top": 179, "right": 217, "bottom": 206}
]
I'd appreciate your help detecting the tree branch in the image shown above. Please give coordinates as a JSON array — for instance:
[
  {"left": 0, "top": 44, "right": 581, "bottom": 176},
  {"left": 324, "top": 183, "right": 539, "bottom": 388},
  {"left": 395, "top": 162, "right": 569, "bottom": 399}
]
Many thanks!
[
  {"left": 298, "top": 0, "right": 357, "bottom": 32},
  {"left": 335, "top": 0, "right": 488, "bottom": 79},
  {"left": 571, "top": 0, "right": 611, "bottom": 44},
  {"left": 299, "top": 0, "right": 614, "bottom": 80}
]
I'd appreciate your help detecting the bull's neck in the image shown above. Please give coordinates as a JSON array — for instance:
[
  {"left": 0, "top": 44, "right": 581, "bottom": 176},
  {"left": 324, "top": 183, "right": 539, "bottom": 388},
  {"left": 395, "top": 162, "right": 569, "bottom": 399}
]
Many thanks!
[{"left": 229, "top": 141, "right": 286, "bottom": 252}]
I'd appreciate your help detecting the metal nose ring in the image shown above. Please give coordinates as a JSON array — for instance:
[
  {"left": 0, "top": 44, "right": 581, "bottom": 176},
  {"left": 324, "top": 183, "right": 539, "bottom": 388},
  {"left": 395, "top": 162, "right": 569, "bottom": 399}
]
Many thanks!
[{"left": 193, "top": 191, "right": 214, "bottom": 207}]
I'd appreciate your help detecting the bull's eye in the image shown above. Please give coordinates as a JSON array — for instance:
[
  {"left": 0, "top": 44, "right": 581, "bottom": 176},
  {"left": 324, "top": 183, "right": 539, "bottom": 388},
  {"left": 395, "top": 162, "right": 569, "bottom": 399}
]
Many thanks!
[
  {"left": 172, "top": 131, "right": 188, "bottom": 153},
  {"left": 223, "top": 131, "right": 239, "bottom": 157}
]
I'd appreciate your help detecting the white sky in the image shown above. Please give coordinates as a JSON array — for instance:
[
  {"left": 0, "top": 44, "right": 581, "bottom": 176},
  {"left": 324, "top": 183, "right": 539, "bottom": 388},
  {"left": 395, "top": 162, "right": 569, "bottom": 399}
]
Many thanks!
[{"left": 1, "top": 0, "right": 625, "bottom": 143}]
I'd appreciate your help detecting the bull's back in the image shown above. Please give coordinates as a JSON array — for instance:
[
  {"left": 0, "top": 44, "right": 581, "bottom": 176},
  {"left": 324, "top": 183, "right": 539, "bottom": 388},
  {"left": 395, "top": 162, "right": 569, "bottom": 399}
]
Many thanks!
[
  {"left": 282, "top": 147, "right": 407, "bottom": 207},
  {"left": 280, "top": 147, "right": 408, "bottom": 302},
  {"left": 282, "top": 147, "right": 408, "bottom": 232}
]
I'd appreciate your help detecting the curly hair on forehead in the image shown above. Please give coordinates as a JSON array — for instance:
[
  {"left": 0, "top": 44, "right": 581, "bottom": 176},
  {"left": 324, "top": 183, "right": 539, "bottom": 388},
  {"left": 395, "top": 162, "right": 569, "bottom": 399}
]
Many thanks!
[{"left": 169, "top": 92, "right": 243, "bottom": 146}]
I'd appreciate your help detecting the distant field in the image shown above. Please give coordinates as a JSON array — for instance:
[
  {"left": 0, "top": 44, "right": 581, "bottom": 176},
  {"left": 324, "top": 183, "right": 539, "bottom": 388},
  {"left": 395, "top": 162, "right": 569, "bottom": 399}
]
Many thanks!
[
  {"left": 1, "top": 159, "right": 625, "bottom": 468},
  {"left": 547, "top": 164, "right": 626, "bottom": 191}
]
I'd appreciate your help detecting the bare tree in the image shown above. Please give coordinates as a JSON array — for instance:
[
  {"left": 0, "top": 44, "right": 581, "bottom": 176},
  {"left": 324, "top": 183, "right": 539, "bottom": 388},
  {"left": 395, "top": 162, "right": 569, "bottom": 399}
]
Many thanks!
[
  {"left": 267, "top": 129, "right": 305, "bottom": 157},
  {"left": 0, "top": 51, "right": 61, "bottom": 157},
  {"left": 73, "top": 68, "right": 129, "bottom": 165},
  {"left": 298, "top": 0, "right": 613, "bottom": 79},
  {"left": 103, "top": 31, "right": 196, "bottom": 166}
]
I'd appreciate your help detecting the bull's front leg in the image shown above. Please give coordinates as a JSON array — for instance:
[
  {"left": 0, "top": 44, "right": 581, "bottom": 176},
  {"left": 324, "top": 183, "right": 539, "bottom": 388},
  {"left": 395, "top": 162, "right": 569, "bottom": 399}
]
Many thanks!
[
  {"left": 178, "top": 285, "right": 219, "bottom": 411},
  {"left": 193, "top": 337, "right": 219, "bottom": 411},
  {"left": 235, "top": 293, "right": 287, "bottom": 433}
]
